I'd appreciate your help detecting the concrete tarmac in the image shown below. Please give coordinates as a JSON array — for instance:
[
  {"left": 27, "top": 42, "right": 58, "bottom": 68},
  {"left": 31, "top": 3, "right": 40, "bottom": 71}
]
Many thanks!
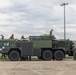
[{"left": 0, "top": 60, "right": 76, "bottom": 75}]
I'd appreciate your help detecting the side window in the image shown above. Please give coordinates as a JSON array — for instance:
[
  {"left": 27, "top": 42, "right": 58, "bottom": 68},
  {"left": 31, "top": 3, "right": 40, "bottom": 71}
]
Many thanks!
[{"left": 3, "top": 42, "right": 9, "bottom": 46}]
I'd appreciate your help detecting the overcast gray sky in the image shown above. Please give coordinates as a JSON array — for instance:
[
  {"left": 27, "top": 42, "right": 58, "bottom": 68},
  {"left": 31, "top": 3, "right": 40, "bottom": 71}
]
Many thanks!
[{"left": 0, "top": 0, "right": 76, "bottom": 40}]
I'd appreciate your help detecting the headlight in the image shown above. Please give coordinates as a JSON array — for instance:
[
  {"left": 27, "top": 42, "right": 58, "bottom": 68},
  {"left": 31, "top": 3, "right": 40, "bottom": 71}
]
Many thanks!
[{"left": 2, "top": 46, "right": 5, "bottom": 49}]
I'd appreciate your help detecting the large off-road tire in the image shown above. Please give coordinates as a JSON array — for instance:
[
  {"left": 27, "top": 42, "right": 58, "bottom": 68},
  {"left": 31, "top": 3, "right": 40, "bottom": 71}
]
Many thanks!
[
  {"left": 42, "top": 50, "right": 53, "bottom": 60},
  {"left": 8, "top": 51, "right": 20, "bottom": 61},
  {"left": 54, "top": 50, "right": 64, "bottom": 60}
]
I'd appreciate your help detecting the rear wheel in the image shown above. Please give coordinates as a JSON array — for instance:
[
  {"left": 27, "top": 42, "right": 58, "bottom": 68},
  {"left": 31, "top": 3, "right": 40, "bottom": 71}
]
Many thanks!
[
  {"left": 54, "top": 50, "right": 64, "bottom": 60},
  {"left": 8, "top": 51, "right": 20, "bottom": 61},
  {"left": 42, "top": 50, "right": 53, "bottom": 60}
]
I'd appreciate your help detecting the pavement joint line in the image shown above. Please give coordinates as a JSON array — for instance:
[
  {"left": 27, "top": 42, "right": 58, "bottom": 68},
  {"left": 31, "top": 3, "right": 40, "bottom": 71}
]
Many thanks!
[{"left": 8, "top": 61, "right": 20, "bottom": 74}]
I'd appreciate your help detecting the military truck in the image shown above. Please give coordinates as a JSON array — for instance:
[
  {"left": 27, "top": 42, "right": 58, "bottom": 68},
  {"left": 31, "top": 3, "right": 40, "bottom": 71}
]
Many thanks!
[{"left": 0, "top": 31, "right": 74, "bottom": 61}]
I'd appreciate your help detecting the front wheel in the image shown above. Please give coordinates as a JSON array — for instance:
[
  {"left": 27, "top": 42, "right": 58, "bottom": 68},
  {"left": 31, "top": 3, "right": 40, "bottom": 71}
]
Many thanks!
[{"left": 8, "top": 51, "right": 20, "bottom": 61}]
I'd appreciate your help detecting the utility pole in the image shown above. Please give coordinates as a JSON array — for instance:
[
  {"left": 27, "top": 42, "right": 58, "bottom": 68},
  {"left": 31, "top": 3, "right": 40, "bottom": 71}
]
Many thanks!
[{"left": 60, "top": 3, "right": 68, "bottom": 40}]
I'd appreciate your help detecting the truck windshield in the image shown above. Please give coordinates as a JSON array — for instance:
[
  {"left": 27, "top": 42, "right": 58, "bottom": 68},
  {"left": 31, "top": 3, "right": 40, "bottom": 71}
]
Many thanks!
[{"left": 3, "top": 42, "right": 9, "bottom": 46}]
